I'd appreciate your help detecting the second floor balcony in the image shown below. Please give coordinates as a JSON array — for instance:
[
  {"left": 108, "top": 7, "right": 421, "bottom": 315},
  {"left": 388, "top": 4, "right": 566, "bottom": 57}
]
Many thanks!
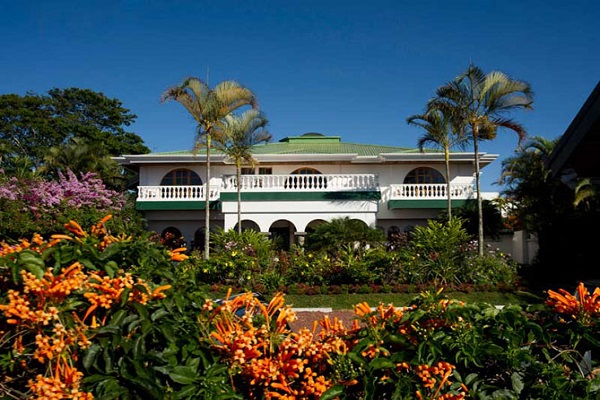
[
  {"left": 221, "top": 173, "right": 379, "bottom": 192},
  {"left": 136, "top": 175, "right": 476, "bottom": 205},
  {"left": 389, "top": 183, "right": 475, "bottom": 200}
]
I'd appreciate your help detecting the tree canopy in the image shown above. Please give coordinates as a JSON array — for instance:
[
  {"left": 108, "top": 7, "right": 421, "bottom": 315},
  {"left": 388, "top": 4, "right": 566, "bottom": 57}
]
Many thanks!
[{"left": 0, "top": 88, "right": 149, "bottom": 171}]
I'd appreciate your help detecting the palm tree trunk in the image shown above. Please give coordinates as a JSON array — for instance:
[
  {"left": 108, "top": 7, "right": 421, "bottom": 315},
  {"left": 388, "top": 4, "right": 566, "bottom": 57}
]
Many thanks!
[
  {"left": 237, "top": 165, "right": 242, "bottom": 235},
  {"left": 444, "top": 148, "right": 452, "bottom": 221},
  {"left": 473, "top": 129, "right": 484, "bottom": 256},
  {"left": 204, "top": 134, "right": 211, "bottom": 260}
]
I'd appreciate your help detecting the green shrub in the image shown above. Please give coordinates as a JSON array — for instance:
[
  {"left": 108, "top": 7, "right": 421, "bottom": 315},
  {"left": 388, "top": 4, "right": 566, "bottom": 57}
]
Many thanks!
[{"left": 305, "top": 217, "right": 385, "bottom": 253}]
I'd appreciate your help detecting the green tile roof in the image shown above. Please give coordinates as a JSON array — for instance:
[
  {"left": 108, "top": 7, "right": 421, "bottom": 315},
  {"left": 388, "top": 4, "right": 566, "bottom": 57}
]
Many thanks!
[{"left": 153, "top": 133, "right": 427, "bottom": 156}]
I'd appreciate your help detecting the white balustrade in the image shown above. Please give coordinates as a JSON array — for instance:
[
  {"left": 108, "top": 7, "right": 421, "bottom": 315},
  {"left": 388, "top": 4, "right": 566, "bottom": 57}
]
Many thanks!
[
  {"left": 389, "top": 183, "right": 474, "bottom": 200},
  {"left": 137, "top": 185, "right": 220, "bottom": 201},
  {"left": 137, "top": 179, "right": 473, "bottom": 202},
  {"left": 221, "top": 174, "right": 379, "bottom": 192}
]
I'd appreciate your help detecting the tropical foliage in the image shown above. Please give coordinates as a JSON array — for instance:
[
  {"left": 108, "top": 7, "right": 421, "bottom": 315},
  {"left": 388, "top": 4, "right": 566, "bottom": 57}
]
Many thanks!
[
  {"left": 498, "top": 135, "right": 600, "bottom": 283},
  {"left": 0, "top": 169, "right": 137, "bottom": 240},
  {"left": 2, "top": 217, "right": 600, "bottom": 399},
  {"left": 407, "top": 108, "right": 470, "bottom": 220},
  {"left": 0, "top": 88, "right": 148, "bottom": 173},
  {"left": 161, "top": 77, "right": 258, "bottom": 259},
  {"left": 428, "top": 64, "right": 533, "bottom": 256},
  {"left": 217, "top": 109, "right": 271, "bottom": 233},
  {"left": 181, "top": 218, "right": 519, "bottom": 294}
]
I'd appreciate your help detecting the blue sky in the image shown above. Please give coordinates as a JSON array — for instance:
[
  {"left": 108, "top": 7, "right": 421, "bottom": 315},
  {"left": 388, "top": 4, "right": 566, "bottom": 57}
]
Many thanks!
[{"left": 1, "top": 0, "right": 599, "bottom": 191}]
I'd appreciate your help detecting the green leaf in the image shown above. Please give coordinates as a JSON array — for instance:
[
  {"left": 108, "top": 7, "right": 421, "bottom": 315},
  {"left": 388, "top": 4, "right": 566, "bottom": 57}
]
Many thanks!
[
  {"left": 94, "top": 377, "right": 129, "bottom": 399},
  {"left": 175, "top": 384, "right": 199, "bottom": 399},
  {"left": 104, "top": 260, "right": 118, "bottom": 277},
  {"left": 108, "top": 309, "right": 128, "bottom": 326},
  {"left": 588, "top": 376, "right": 600, "bottom": 393},
  {"left": 369, "top": 357, "right": 395, "bottom": 371},
  {"left": 511, "top": 372, "right": 524, "bottom": 394},
  {"left": 132, "top": 336, "right": 146, "bottom": 359},
  {"left": 169, "top": 366, "right": 198, "bottom": 385},
  {"left": 151, "top": 308, "right": 171, "bottom": 322},
  {"left": 319, "top": 385, "right": 344, "bottom": 400},
  {"left": 83, "top": 343, "right": 102, "bottom": 370},
  {"left": 79, "top": 258, "right": 96, "bottom": 270},
  {"left": 18, "top": 250, "right": 45, "bottom": 278},
  {"left": 465, "top": 373, "right": 479, "bottom": 386}
]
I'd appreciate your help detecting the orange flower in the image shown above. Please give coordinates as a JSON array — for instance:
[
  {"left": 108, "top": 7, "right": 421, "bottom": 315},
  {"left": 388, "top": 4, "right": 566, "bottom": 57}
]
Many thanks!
[
  {"left": 151, "top": 284, "right": 172, "bottom": 299},
  {"left": 168, "top": 247, "right": 189, "bottom": 261},
  {"left": 546, "top": 282, "right": 600, "bottom": 324},
  {"left": 64, "top": 220, "right": 88, "bottom": 237}
]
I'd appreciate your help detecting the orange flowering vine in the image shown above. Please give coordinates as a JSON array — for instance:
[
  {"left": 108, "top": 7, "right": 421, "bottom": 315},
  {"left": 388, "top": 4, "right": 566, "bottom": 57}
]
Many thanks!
[
  {"left": 546, "top": 282, "right": 600, "bottom": 325},
  {"left": 204, "top": 290, "right": 342, "bottom": 399},
  {"left": 0, "top": 216, "right": 172, "bottom": 399}
]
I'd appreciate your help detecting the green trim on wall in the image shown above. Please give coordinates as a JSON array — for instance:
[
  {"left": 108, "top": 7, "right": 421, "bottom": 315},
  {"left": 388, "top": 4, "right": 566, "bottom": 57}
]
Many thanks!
[
  {"left": 387, "top": 199, "right": 469, "bottom": 209},
  {"left": 136, "top": 201, "right": 221, "bottom": 211},
  {"left": 219, "top": 191, "right": 381, "bottom": 202}
]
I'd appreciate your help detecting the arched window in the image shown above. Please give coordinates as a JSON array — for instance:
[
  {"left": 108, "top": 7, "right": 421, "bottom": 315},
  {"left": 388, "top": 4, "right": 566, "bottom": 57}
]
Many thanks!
[
  {"left": 160, "top": 169, "right": 202, "bottom": 186},
  {"left": 293, "top": 167, "right": 321, "bottom": 175},
  {"left": 403, "top": 167, "right": 445, "bottom": 184},
  {"left": 286, "top": 167, "right": 326, "bottom": 189}
]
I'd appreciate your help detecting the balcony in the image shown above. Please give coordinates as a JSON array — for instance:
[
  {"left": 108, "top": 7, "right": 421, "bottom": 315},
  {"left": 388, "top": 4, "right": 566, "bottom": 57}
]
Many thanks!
[
  {"left": 388, "top": 183, "right": 475, "bottom": 209},
  {"left": 221, "top": 174, "right": 379, "bottom": 192},
  {"left": 136, "top": 174, "right": 380, "bottom": 209},
  {"left": 135, "top": 178, "right": 475, "bottom": 211},
  {"left": 137, "top": 185, "right": 220, "bottom": 202},
  {"left": 389, "top": 183, "right": 474, "bottom": 200}
]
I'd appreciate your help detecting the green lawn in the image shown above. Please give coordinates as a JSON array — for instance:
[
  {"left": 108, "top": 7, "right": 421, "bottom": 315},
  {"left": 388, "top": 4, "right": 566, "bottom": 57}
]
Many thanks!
[{"left": 285, "top": 290, "right": 544, "bottom": 310}]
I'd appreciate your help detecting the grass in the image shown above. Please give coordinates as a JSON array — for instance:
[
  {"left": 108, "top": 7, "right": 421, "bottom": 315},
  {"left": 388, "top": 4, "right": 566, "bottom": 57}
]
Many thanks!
[{"left": 284, "top": 290, "right": 545, "bottom": 310}]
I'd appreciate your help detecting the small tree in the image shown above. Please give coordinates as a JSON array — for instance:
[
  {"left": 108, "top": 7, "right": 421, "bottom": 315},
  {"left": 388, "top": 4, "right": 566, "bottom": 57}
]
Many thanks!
[
  {"left": 407, "top": 108, "right": 469, "bottom": 220},
  {"left": 217, "top": 109, "right": 271, "bottom": 234}
]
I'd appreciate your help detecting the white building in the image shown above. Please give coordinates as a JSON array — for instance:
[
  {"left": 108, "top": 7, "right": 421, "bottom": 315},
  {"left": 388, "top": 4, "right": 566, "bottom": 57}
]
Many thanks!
[{"left": 115, "top": 133, "right": 498, "bottom": 250}]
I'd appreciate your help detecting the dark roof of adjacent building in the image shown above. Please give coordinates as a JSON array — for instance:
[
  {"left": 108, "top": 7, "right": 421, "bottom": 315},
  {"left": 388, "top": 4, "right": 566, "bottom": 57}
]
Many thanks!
[{"left": 548, "top": 82, "right": 600, "bottom": 182}]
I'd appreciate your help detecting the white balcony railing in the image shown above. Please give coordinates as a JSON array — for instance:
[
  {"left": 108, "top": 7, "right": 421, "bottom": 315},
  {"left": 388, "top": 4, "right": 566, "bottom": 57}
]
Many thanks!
[
  {"left": 389, "top": 183, "right": 474, "bottom": 200},
  {"left": 137, "top": 179, "right": 473, "bottom": 202},
  {"left": 137, "top": 185, "right": 220, "bottom": 201},
  {"left": 221, "top": 174, "right": 379, "bottom": 192}
]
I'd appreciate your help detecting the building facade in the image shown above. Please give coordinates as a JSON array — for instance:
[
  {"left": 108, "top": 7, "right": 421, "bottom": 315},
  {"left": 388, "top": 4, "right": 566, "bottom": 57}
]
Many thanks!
[{"left": 116, "top": 133, "right": 499, "bottom": 249}]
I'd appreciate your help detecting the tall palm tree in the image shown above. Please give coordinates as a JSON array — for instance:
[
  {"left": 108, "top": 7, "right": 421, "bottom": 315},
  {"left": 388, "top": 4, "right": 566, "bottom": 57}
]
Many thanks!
[
  {"left": 407, "top": 108, "right": 469, "bottom": 221},
  {"left": 430, "top": 64, "right": 533, "bottom": 255},
  {"left": 161, "top": 78, "right": 257, "bottom": 259},
  {"left": 218, "top": 109, "right": 271, "bottom": 234}
]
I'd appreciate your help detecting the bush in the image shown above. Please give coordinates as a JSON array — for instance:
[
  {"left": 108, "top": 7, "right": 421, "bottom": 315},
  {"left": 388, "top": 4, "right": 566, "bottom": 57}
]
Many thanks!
[
  {"left": 305, "top": 217, "right": 385, "bottom": 253},
  {"left": 0, "top": 217, "right": 232, "bottom": 399},
  {"left": 4, "top": 219, "right": 599, "bottom": 398},
  {"left": 0, "top": 170, "right": 133, "bottom": 240}
]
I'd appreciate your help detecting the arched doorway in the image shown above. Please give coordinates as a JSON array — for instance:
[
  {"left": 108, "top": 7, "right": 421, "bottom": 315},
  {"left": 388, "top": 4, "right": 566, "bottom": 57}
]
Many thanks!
[
  {"left": 269, "top": 220, "right": 296, "bottom": 250},
  {"left": 161, "top": 227, "right": 186, "bottom": 249},
  {"left": 234, "top": 220, "right": 261, "bottom": 233},
  {"left": 304, "top": 219, "right": 326, "bottom": 248}
]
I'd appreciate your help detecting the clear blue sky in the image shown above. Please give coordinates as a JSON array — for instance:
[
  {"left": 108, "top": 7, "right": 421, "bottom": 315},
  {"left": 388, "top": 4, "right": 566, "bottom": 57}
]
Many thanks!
[{"left": 1, "top": 0, "right": 599, "bottom": 191}]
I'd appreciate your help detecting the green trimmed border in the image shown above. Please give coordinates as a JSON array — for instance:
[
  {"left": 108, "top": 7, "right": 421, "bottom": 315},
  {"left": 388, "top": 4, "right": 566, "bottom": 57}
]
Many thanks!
[
  {"left": 387, "top": 199, "right": 469, "bottom": 209},
  {"left": 136, "top": 201, "right": 221, "bottom": 211},
  {"left": 219, "top": 191, "right": 381, "bottom": 202}
]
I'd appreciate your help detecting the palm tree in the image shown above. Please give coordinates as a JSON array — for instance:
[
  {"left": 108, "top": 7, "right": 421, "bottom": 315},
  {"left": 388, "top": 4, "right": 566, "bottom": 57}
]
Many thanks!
[
  {"left": 430, "top": 64, "right": 533, "bottom": 255},
  {"left": 40, "top": 137, "right": 125, "bottom": 190},
  {"left": 218, "top": 109, "right": 271, "bottom": 234},
  {"left": 407, "top": 109, "right": 469, "bottom": 221},
  {"left": 162, "top": 78, "right": 257, "bottom": 259}
]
